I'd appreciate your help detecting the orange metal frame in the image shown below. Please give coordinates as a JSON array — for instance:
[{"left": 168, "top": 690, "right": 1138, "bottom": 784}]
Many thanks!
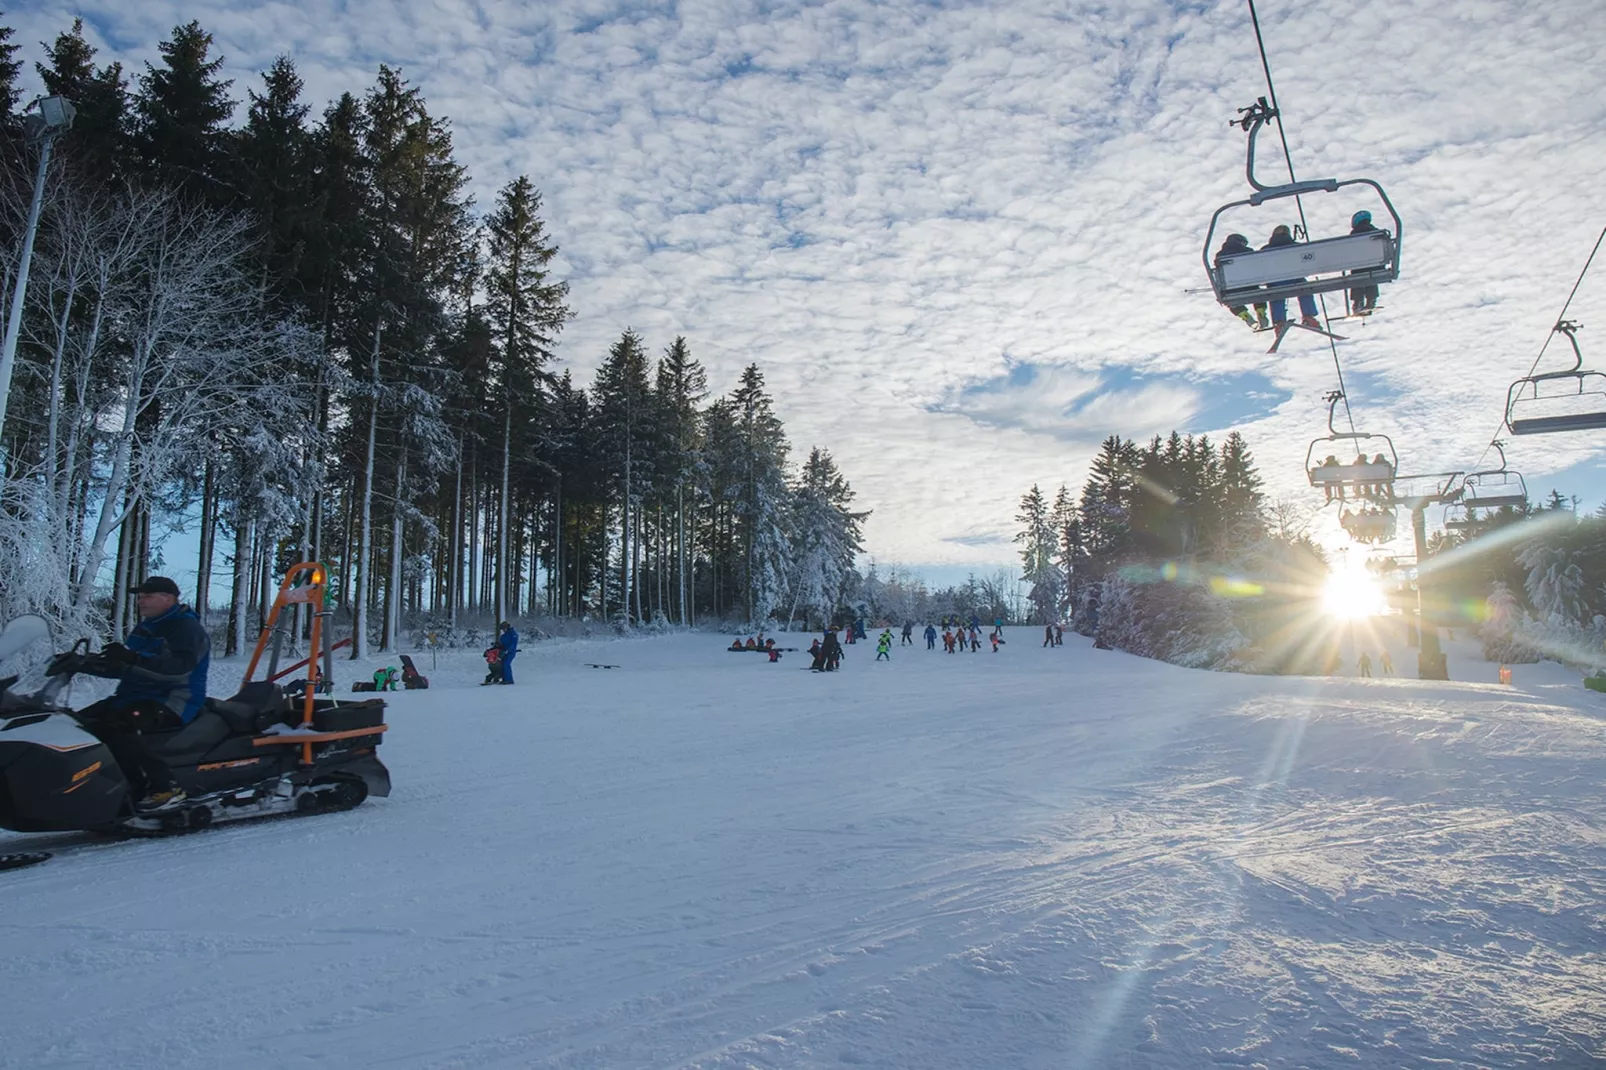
[{"left": 240, "top": 562, "right": 354, "bottom": 764}]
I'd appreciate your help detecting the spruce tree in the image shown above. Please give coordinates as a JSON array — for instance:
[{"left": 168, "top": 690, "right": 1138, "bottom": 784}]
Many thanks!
[
  {"left": 1015, "top": 484, "right": 1059, "bottom": 622},
  {"left": 730, "top": 364, "right": 791, "bottom": 623},
  {"left": 787, "top": 447, "right": 866, "bottom": 628},
  {"left": 592, "top": 329, "right": 654, "bottom": 622},
  {"left": 655, "top": 337, "right": 707, "bottom": 623},
  {"left": 485, "top": 174, "right": 570, "bottom": 622},
  {"left": 238, "top": 57, "right": 312, "bottom": 308},
  {"left": 36, "top": 22, "right": 129, "bottom": 187},
  {"left": 134, "top": 21, "right": 237, "bottom": 202},
  {"left": 0, "top": 16, "right": 21, "bottom": 130}
]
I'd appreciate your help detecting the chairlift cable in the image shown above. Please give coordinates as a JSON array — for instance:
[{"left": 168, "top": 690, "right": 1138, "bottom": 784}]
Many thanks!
[
  {"left": 1471, "top": 224, "right": 1605, "bottom": 470},
  {"left": 1247, "top": 0, "right": 1357, "bottom": 438}
]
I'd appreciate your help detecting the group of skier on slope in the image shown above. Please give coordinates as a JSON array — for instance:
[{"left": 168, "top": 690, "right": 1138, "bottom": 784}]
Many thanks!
[
  {"left": 1215, "top": 210, "right": 1384, "bottom": 331},
  {"left": 800, "top": 615, "right": 1068, "bottom": 670}
]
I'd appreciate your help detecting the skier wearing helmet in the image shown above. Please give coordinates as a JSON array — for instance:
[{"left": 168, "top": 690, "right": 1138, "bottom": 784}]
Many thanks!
[
  {"left": 1213, "top": 232, "right": 1266, "bottom": 330},
  {"left": 1348, "top": 210, "right": 1382, "bottom": 316},
  {"left": 1262, "top": 224, "right": 1321, "bottom": 331}
]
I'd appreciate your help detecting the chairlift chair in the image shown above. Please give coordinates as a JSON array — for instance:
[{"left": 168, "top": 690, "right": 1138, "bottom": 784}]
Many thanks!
[
  {"left": 1304, "top": 392, "right": 1399, "bottom": 501},
  {"left": 1506, "top": 322, "right": 1606, "bottom": 435},
  {"left": 1341, "top": 506, "right": 1397, "bottom": 544},
  {"left": 1458, "top": 443, "right": 1528, "bottom": 510},
  {"left": 1203, "top": 99, "right": 1402, "bottom": 314},
  {"left": 1442, "top": 505, "right": 1481, "bottom": 533}
]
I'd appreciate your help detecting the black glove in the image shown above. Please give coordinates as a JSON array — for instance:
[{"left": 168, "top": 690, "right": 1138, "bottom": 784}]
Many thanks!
[
  {"left": 44, "top": 651, "right": 85, "bottom": 677},
  {"left": 100, "top": 642, "right": 139, "bottom": 667}
]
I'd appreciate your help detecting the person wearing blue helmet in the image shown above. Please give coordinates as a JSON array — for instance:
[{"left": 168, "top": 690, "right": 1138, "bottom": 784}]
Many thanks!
[{"left": 1348, "top": 210, "right": 1382, "bottom": 315}]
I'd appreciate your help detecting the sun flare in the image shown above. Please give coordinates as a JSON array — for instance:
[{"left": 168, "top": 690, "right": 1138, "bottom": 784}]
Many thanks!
[{"left": 1322, "top": 567, "right": 1387, "bottom": 620}]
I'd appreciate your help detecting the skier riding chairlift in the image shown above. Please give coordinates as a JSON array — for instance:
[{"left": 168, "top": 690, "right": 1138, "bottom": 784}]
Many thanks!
[{"left": 1202, "top": 98, "right": 1400, "bottom": 334}]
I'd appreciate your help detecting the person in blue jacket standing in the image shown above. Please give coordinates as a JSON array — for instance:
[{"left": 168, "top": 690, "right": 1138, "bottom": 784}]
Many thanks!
[
  {"left": 924, "top": 623, "right": 937, "bottom": 650},
  {"left": 78, "top": 576, "right": 211, "bottom": 812},
  {"left": 497, "top": 620, "right": 519, "bottom": 684}
]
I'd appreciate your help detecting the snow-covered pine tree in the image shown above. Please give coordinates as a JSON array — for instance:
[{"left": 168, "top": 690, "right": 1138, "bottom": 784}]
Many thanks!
[
  {"left": 654, "top": 338, "right": 707, "bottom": 626},
  {"left": 1014, "top": 484, "right": 1060, "bottom": 623},
  {"left": 729, "top": 365, "right": 791, "bottom": 625},
  {"left": 786, "top": 448, "right": 866, "bottom": 629}
]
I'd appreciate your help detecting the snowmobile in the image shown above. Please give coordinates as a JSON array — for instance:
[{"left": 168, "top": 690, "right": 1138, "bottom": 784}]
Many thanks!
[{"left": 0, "top": 563, "right": 389, "bottom": 861}]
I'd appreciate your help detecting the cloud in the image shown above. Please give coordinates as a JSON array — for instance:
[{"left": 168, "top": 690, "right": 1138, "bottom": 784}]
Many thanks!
[{"left": 11, "top": 0, "right": 1606, "bottom": 569}]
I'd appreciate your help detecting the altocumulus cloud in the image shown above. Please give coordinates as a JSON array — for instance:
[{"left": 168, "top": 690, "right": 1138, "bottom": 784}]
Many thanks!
[{"left": 13, "top": 0, "right": 1605, "bottom": 566}]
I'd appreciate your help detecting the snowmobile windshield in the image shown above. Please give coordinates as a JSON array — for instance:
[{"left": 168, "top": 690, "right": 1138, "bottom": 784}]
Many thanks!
[{"left": 0, "top": 615, "right": 50, "bottom": 666}]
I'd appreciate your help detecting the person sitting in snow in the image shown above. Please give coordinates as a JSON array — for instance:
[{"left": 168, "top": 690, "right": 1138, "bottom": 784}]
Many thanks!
[
  {"left": 729, "top": 638, "right": 745, "bottom": 651},
  {"left": 373, "top": 666, "right": 400, "bottom": 692},
  {"left": 482, "top": 644, "right": 502, "bottom": 685},
  {"left": 744, "top": 637, "right": 757, "bottom": 650}
]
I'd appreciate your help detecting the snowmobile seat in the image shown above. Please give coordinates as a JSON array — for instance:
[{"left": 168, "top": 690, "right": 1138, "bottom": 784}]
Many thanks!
[
  {"left": 146, "top": 710, "right": 232, "bottom": 760},
  {"left": 204, "top": 681, "right": 292, "bottom": 733},
  {"left": 203, "top": 698, "right": 269, "bottom": 734}
]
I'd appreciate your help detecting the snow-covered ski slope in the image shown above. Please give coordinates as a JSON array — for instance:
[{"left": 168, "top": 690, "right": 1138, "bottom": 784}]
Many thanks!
[{"left": 5, "top": 631, "right": 1605, "bottom": 1069}]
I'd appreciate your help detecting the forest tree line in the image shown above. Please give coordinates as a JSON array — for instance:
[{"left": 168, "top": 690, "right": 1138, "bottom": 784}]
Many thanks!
[
  {"left": 1015, "top": 427, "right": 1605, "bottom": 673},
  {"left": 0, "top": 18, "right": 866, "bottom": 653},
  {"left": 1015, "top": 430, "right": 1333, "bottom": 671}
]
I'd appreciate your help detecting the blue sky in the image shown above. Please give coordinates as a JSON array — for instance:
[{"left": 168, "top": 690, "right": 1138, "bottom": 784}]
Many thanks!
[{"left": 10, "top": 0, "right": 1605, "bottom": 580}]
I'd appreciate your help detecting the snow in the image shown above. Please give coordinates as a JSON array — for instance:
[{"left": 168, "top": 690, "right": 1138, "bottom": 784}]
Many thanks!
[{"left": 4, "top": 630, "right": 1605, "bottom": 1068}]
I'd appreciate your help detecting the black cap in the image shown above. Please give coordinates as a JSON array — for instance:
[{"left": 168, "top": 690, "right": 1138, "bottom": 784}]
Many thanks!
[{"left": 132, "top": 576, "right": 180, "bottom": 596}]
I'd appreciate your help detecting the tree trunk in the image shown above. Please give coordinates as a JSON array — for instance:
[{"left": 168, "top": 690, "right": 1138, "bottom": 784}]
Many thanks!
[
  {"left": 497, "top": 408, "right": 510, "bottom": 624},
  {"left": 352, "top": 325, "right": 380, "bottom": 659},
  {"left": 383, "top": 448, "right": 406, "bottom": 653},
  {"left": 196, "top": 461, "right": 216, "bottom": 625},
  {"left": 228, "top": 509, "right": 252, "bottom": 657},
  {"left": 450, "top": 437, "right": 463, "bottom": 627}
]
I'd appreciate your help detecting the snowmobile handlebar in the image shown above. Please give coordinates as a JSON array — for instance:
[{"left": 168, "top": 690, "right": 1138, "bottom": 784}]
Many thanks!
[{"left": 43, "top": 639, "right": 121, "bottom": 680}]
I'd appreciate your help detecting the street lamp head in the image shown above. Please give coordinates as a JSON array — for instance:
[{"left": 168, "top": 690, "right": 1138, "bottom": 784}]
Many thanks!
[{"left": 22, "top": 95, "right": 76, "bottom": 143}]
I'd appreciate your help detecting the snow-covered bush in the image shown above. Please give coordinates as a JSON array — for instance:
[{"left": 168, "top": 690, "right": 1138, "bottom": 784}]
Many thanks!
[
  {"left": 1092, "top": 567, "right": 1252, "bottom": 672},
  {"left": 1480, "top": 581, "right": 1542, "bottom": 664}
]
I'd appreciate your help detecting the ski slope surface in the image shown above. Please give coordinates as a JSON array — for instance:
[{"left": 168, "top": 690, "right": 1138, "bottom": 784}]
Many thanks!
[{"left": 4, "top": 630, "right": 1604, "bottom": 1069}]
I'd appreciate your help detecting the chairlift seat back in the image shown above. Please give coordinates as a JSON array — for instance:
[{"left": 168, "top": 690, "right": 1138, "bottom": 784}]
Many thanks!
[
  {"left": 1461, "top": 492, "right": 1525, "bottom": 510},
  {"left": 1217, "top": 231, "right": 1393, "bottom": 296}
]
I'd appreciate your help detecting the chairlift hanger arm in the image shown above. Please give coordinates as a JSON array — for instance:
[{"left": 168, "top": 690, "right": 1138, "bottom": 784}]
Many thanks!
[{"left": 1554, "top": 320, "right": 1584, "bottom": 373}]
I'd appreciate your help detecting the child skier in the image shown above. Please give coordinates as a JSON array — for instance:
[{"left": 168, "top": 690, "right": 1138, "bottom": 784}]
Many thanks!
[
  {"left": 482, "top": 645, "right": 502, "bottom": 685},
  {"left": 876, "top": 630, "right": 892, "bottom": 661}
]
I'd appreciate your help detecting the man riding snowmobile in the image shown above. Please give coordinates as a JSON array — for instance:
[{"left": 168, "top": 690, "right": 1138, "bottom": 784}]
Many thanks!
[{"left": 77, "top": 576, "right": 209, "bottom": 812}]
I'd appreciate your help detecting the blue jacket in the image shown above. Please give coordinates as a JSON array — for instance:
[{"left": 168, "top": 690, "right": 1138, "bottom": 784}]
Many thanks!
[
  {"left": 499, "top": 627, "right": 519, "bottom": 658},
  {"left": 113, "top": 604, "right": 211, "bottom": 723}
]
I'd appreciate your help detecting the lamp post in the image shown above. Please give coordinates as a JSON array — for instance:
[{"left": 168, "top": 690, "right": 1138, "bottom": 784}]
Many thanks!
[{"left": 0, "top": 95, "right": 76, "bottom": 455}]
